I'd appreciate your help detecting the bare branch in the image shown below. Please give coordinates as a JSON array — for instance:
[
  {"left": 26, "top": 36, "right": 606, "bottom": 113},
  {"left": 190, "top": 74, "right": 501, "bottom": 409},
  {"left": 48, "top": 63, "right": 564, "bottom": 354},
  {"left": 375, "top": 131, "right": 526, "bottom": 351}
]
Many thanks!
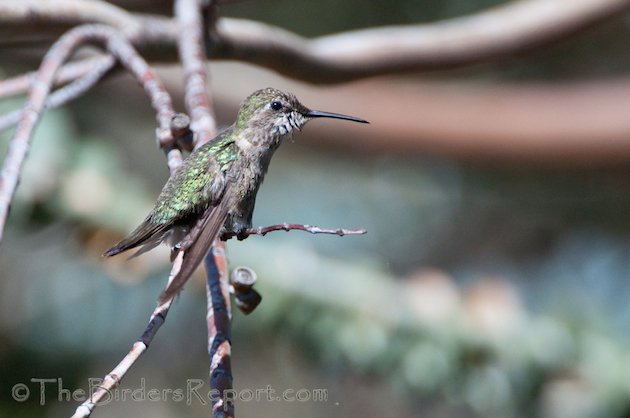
[
  {"left": 1, "top": 0, "right": 627, "bottom": 166},
  {"left": 4, "top": 0, "right": 627, "bottom": 166},
  {"left": 0, "top": 29, "right": 96, "bottom": 242},
  {"left": 1, "top": 0, "right": 628, "bottom": 83},
  {"left": 0, "top": 0, "right": 142, "bottom": 37},
  {"left": 77, "top": 50, "right": 183, "bottom": 418},
  {"left": 176, "top": 0, "right": 217, "bottom": 147},
  {"left": 0, "top": 24, "right": 180, "bottom": 416},
  {"left": 0, "top": 55, "right": 116, "bottom": 132},
  {"left": 174, "top": 1, "right": 232, "bottom": 416},
  {"left": 211, "top": 0, "right": 630, "bottom": 82},
  {"left": 0, "top": 56, "right": 112, "bottom": 99},
  {"left": 70, "top": 253, "right": 184, "bottom": 418},
  {"left": 222, "top": 223, "right": 368, "bottom": 240},
  {"left": 205, "top": 243, "right": 234, "bottom": 418},
  {"left": 0, "top": 24, "right": 178, "bottom": 242}
]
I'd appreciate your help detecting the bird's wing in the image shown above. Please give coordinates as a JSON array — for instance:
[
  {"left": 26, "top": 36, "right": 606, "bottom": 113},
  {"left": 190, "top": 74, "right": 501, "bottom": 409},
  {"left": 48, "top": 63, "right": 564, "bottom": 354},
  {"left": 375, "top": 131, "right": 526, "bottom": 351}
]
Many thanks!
[
  {"left": 156, "top": 137, "right": 241, "bottom": 303},
  {"left": 157, "top": 186, "right": 235, "bottom": 304},
  {"left": 103, "top": 133, "right": 237, "bottom": 258}
]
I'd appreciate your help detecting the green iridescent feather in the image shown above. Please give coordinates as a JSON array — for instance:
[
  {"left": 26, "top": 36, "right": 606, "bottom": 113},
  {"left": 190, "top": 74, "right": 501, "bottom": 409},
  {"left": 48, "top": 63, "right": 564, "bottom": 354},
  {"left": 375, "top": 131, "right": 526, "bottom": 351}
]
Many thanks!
[{"left": 150, "top": 132, "right": 239, "bottom": 224}]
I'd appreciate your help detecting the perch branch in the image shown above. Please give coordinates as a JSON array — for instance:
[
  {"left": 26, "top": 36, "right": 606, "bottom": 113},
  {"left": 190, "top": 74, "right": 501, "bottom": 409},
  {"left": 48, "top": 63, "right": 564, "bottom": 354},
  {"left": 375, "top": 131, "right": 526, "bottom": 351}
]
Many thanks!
[
  {"left": 205, "top": 243, "right": 234, "bottom": 417},
  {"left": 71, "top": 252, "right": 184, "bottom": 418},
  {"left": 222, "top": 223, "right": 368, "bottom": 240},
  {"left": 175, "top": 0, "right": 232, "bottom": 416}
]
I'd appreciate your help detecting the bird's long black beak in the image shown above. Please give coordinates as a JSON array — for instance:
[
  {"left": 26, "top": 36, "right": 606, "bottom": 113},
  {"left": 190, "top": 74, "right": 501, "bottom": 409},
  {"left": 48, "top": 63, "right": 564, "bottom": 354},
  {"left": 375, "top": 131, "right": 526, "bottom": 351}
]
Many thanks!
[{"left": 305, "top": 110, "right": 369, "bottom": 124}]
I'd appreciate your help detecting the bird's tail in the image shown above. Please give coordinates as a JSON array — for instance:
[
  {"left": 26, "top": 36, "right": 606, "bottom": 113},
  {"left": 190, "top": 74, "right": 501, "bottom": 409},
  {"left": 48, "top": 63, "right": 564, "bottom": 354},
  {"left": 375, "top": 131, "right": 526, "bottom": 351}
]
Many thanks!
[
  {"left": 103, "top": 218, "right": 165, "bottom": 257},
  {"left": 157, "top": 190, "right": 233, "bottom": 304}
]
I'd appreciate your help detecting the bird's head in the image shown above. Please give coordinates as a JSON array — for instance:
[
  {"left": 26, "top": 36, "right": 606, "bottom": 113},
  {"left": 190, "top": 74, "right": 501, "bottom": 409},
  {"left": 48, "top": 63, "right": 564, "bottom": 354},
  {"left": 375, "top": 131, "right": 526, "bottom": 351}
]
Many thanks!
[{"left": 234, "top": 88, "right": 368, "bottom": 143}]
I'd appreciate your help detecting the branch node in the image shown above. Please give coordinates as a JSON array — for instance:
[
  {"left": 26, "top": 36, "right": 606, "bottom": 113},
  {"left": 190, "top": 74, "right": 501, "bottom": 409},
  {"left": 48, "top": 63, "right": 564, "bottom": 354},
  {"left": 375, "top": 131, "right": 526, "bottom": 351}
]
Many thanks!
[
  {"left": 170, "top": 112, "right": 194, "bottom": 151},
  {"left": 230, "top": 266, "right": 262, "bottom": 315}
]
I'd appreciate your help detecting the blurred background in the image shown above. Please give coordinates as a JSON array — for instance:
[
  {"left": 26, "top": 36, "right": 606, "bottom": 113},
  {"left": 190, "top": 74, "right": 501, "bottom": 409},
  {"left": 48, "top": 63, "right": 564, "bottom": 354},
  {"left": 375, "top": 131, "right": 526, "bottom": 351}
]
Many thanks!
[{"left": 3, "top": 0, "right": 630, "bottom": 417}]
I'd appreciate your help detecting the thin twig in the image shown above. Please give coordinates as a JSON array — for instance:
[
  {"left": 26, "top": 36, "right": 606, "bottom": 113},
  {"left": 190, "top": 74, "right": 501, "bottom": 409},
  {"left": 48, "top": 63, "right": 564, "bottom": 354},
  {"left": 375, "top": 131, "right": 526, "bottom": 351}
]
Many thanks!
[
  {"left": 71, "top": 253, "right": 184, "bottom": 418},
  {"left": 222, "top": 223, "right": 368, "bottom": 240}
]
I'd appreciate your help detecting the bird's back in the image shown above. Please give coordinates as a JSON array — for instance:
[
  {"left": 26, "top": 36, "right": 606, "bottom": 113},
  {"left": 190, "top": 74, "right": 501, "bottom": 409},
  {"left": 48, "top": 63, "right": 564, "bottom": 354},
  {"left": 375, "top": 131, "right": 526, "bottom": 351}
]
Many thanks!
[{"left": 150, "top": 130, "right": 240, "bottom": 225}]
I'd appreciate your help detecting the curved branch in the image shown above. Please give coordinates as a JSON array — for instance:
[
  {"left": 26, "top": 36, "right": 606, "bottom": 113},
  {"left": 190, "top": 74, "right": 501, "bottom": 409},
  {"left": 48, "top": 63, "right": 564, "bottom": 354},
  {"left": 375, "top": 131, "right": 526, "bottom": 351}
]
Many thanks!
[
  {"left": 1, "top": 0, "right": 629, "bottom": 83},
  {"left": 0, "top": 0, "right": 142, "bottom": 37},
  {"left": 212, "top": 0, "right": 630, "bottom": 82},
  {"left": 0, "top": 55, "right": 116, "bottom": 132},
  {"left": 0, "top": 56, "right": 112, "bottom": 100}
]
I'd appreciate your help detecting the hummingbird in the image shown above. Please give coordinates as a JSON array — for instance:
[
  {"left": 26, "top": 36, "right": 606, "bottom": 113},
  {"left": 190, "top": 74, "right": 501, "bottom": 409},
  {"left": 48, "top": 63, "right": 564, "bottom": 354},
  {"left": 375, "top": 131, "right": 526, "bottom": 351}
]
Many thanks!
[{"left": 104, "top": 88, "right": 368, "bottom": 304}]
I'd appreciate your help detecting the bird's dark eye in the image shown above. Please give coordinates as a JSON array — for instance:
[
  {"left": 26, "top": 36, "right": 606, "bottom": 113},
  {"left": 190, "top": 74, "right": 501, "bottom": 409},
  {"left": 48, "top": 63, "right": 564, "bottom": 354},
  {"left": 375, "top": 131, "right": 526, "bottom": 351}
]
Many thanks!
[{"left": 270, "top": 101, "right": 283, "bottom": 111}]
